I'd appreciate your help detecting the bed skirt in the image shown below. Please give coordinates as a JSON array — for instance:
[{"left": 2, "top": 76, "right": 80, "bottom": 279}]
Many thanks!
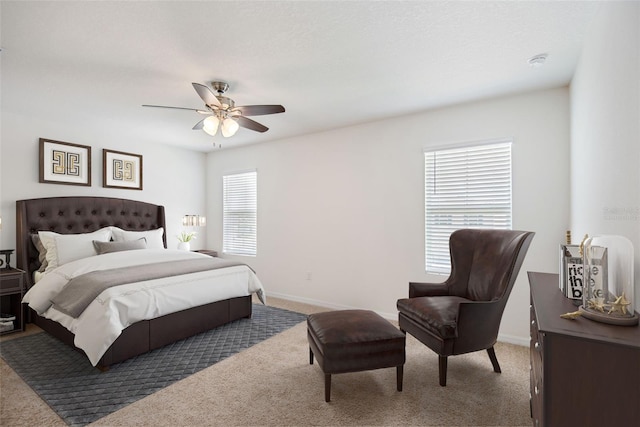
[{"left": 30, "top": 295, "right": 252, "bottom": 369}]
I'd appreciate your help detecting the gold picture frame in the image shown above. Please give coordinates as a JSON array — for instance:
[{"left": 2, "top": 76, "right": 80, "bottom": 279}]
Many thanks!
[
  {"left": 103, "top": 149, "right": 143, "bottom": 190},
  {"left": 39, "top": 138, "right": 92, "bottom": 186}
]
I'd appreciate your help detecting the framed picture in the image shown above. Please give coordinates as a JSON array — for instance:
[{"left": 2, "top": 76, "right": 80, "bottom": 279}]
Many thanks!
[
  {"left": 103, "top": 149, "right": 143, "bottom": 190},
  {"left": 39, "top": 138, "right": 92, "bottom": 186}
]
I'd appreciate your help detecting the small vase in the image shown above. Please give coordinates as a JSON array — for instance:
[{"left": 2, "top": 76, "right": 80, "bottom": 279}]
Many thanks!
[{"left": 177, "top": 242, "right": 190, "bottom": 251}]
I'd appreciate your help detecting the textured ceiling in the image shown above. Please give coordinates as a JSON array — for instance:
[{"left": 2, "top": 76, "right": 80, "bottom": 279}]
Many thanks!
[{"left": 1, "top": 1, "right": 600, "bottom": 152}]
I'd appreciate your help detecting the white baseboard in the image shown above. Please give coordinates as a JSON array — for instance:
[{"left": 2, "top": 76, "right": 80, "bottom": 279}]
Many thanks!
[
  {"left": 497, "top": 333, "right": 528, "bottom": 347},
  {"left": 268, "top": 291, "right": 528, "bottom": 347},
  {"left": 266, "top": 291, "right": 398, "bottom": 321}
]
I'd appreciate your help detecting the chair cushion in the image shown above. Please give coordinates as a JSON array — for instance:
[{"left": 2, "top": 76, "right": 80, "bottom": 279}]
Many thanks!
[{"left": 397, "top": 296, "right": 470, "bottom": 339}]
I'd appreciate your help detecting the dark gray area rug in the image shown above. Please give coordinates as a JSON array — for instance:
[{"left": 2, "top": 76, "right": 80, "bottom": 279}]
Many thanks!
[{"left": 0, "top": 304, "right": 306, "bottom": 427}]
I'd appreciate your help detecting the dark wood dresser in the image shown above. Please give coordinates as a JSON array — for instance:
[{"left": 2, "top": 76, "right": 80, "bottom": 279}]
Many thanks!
[{"left": 528, "top": 271, "right": 640, "bottom": 426}]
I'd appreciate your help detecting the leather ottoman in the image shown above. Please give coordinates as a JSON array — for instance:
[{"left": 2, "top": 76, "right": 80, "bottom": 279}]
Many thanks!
[{"left": 307, "top": 309, "right": 406, "bottom": 402}]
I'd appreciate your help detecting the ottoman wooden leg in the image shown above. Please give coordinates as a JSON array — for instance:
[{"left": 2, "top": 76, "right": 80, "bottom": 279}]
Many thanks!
[
  {"left": 325, "top": 373, "right": 331, "bottom": 402},
  {"left": 397, "top": 365, "right": 403, "bottom": 391}
]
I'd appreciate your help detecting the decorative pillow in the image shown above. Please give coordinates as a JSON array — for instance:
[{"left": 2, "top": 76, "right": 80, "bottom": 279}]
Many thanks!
[
  {"left": 111, "top": 227, "right": 165, "bottom": 249},
  {"left": 31, "top": 234, "right": 49, "bottom": 273},
  {"left": 93, "top": 238, "right": 147, "bottom": 255},
  {"left": 38, "top": 227, "right": 112, "bottom": 273}
]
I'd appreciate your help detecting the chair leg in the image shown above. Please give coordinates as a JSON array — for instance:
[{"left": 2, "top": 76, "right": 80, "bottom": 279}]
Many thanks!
[
  {"left": 487, "top": 346, "right": 501, "bottom": 373},
  {"left": 309, "top": 348, "right": 314, "bottom": 365},
  {"left": 325, "top": 373, "right": 331, "bottom": 402},
  {"left": 397, "top": 365, "right": 403, "bottom": 391},
  {"left": 438, "top": 355, "right": 448, "bottom": 386}
]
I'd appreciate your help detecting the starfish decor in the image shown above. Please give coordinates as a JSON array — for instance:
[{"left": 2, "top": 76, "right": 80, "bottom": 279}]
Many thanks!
[
  {"left": 560, "top": 310, "right": 583, "bottom": 320},
  {"left": 587, "top": 298, "right": 606, "bottom": 313},
  {"left": 608, "top": 293, "right": 631, "bottom": 315}
]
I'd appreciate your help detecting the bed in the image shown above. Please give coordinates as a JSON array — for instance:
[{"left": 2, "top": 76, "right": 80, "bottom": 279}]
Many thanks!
[{"left": 16, "top": 196, "right": 263, "bottom": 369}]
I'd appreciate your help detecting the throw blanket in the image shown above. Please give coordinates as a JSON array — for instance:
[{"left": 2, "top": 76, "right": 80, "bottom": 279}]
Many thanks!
[{"left": 51, "top": 258, "right": 245, "bottom": 318}]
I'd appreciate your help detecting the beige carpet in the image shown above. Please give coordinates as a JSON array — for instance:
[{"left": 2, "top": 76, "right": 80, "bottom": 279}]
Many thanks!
[{"left": 1, "top": 297, "right": 531, "bottom": 426}]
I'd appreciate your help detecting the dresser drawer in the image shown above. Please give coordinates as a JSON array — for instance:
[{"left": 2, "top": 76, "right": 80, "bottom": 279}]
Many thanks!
[
  {"left": 530, "top": 368, "right": 542, "bottom": 427},
  {"left": 530, "top": 307, "right": 543, "bottom": 373},
  {"left": 529, "top": 299, "right": 544, "bottom": 426},
  {"left": 530, "top": 330, "right": 542, "bottom": 367}
]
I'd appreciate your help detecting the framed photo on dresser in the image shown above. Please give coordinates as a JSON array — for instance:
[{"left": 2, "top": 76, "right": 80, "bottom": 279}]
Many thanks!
[
  {"left": 39, "top": 138, "right": 92, "bottom": 186},
  {"left": 103, "top": 149, "right": 143, "bottom": 190}
]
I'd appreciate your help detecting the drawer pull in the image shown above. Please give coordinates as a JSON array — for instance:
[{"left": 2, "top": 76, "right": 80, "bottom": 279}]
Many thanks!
[
  {"left": 534, "top": 385, "right": 539, "bottom": 395},
  {"left": 534, "top": 342, "right": 540, "bottom": 351}
]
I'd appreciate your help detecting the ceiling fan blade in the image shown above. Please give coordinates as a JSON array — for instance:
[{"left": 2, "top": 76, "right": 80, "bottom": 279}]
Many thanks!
[
  {"left": 142, "top": 105, "right": 209, "bottom": 114},
  {"left": 192, "top": 118, "right": 205, "bottom": 130},
  {"left": 233, "top": 105, "right": 285, "bottom": 116},
  {"left": 236, "top": 116, "right": 268, "bottom": 133},
  {"left": 192, "top": 83, "right": 221, "bottom": 108}
]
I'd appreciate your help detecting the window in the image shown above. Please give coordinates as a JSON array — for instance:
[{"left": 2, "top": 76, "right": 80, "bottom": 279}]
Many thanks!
[
  {"left": 223, "top": 170, "right": 257, "bottom": 256},
  {"left": 424, "top": 140, "right": 512, "bottom": 274}
]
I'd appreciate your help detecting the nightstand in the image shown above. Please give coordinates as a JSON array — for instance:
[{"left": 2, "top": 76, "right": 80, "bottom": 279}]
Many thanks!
[
  {"left": 0, "top": 268, "right": 26, "bottom": 335},
  {"left": 193, "top": 249, "right": 218, "bottom": 257}
]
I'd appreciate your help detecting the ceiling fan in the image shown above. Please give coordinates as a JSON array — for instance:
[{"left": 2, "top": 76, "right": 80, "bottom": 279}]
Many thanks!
[{"left": 143, "top": 81, "right": 285, "bottom": 137}]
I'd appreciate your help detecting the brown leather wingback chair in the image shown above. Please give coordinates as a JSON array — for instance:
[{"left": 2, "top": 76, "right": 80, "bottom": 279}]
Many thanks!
[{"left": 397, "top": 229, "right": 535, "bottom": 386}]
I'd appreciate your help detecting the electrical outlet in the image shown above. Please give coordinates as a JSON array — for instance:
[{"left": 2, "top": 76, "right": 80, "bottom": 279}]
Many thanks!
[{"left": 306, "top": 272, "right": 312, "bottom": 281}]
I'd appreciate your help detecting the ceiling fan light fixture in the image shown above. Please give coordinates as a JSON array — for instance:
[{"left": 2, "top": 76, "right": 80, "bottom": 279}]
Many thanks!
[
  {"left": 217, "top": 96, "right": 234, "bottom": 110},
  {"left": 203, "top": 115, "right": 220, "bottom": 136},
  {"left": 221, "top": 117, "right": 239, "bottom": 137},
  {"left": 144, "top": 81, "right": 285, "bottom": 141}
]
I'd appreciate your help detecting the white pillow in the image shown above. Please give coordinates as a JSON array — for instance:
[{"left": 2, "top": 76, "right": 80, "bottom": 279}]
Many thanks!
[
  {"left": 111, "top": 227, "right": 165, "bottom": 249},
  {"left": 38, "top": 227, "right": 112, "bottom": 273}
]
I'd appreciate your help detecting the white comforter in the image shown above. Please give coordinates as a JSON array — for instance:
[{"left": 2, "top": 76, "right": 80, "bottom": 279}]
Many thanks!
[{"left": 23, "top": 249, "right": 265, "bottom": 366}]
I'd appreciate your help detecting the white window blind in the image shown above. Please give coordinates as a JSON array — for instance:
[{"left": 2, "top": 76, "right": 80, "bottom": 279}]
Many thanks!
[
  {"left": 425, "top": 141, "right": 512, "bottom": 274},
  {"left": 223, "top": 171, "right": 257, "bottom": 256}
]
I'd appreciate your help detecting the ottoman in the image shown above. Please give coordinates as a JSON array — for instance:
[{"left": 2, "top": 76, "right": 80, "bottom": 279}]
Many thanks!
[{"left": 307, "top": 309, "right": 406, "bottom": 402}]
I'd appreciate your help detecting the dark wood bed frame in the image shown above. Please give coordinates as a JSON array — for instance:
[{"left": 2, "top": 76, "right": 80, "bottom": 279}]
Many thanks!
[{"left": 16, "top": 196, "right": 252, "bottom": 369}]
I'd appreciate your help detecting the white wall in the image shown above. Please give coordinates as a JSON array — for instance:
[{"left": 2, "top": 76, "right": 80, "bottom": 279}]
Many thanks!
[
  {"left": 0, "top": 110, "right": 208, "bottom": 258},
  {"left": 570, "top": 1, "right": 640, "bottom": 309},
  {"left": 206, "top": 87, "right": 570, "bottom": 344}
]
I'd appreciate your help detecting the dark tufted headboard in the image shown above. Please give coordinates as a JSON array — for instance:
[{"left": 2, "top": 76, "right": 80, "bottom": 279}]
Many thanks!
[{"left": 16, "top": 196, "right": 167, "bottom": 288}]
